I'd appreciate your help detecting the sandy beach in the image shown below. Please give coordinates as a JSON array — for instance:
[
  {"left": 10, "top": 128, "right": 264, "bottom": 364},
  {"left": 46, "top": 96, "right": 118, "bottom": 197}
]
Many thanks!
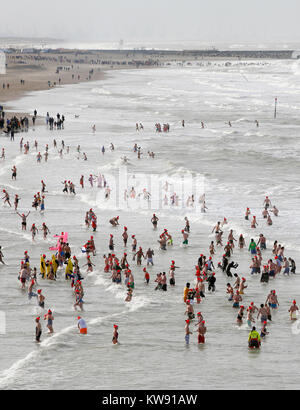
[{"left": 1, "top": 47, "right": 294, "bottom": 119}]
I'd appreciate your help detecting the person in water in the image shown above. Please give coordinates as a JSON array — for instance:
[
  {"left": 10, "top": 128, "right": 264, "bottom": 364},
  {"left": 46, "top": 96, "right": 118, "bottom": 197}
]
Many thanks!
[
  {"left": 112, "top": 324, "right": 119, "bottom": 344},
  {"left": 248, "top": 326, "right": 261, "bottom": 349}
]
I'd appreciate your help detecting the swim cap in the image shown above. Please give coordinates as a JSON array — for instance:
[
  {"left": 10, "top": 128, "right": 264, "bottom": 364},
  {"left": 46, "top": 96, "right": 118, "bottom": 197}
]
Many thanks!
[
  {"left": 197, "top": 312, "right": 202, "bottom": 316},
  {"left": 77, "top": 316, "right": 81, "bottom": 320}
]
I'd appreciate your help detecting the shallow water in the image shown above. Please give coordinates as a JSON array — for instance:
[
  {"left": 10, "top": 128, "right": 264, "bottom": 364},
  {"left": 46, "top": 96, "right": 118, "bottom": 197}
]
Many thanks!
[{"left": 0, "top": 60, "right": 300, "bottom": 389}]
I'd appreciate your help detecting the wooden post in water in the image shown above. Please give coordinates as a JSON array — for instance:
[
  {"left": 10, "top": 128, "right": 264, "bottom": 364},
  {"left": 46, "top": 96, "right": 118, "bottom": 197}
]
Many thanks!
[{"left": 274, "top": 97, "right": 277, "bottom": 119}]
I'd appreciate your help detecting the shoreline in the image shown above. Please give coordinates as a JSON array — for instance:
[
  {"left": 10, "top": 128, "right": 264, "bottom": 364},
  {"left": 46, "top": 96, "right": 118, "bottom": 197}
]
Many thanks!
[{"left": 0, "top": 47, "right": 296, "bottom": 129}]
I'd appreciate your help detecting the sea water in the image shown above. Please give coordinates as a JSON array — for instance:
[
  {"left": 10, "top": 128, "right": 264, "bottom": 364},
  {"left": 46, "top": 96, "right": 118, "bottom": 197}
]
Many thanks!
[{"left": 0, "top": 60, "right": 300, "bottom": 389}]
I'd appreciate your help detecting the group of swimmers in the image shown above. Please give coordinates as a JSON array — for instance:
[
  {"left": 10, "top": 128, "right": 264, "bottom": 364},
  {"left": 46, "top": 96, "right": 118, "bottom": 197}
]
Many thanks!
[{"left": 0, "top": 116, "right": 298, "bottom": 352}]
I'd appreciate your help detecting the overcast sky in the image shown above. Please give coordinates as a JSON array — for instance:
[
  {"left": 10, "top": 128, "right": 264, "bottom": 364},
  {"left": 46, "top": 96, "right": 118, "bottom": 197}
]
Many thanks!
[{"left": 1, "top": 0, "right": 299, "bottom": 44}]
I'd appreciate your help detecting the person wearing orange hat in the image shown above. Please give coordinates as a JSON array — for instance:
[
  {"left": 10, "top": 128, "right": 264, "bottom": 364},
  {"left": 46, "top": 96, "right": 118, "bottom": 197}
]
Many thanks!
[
  {"left": 245, "top": 207, "right": 251, "bottom": 220},
  {"left": 207, "top": 272, "right": 216, "bottom": 292},
  {"left": 16, "top": 211, "right": 30, "bottom": 230},
  {"left": 112, "top": 324, "right": 119, "bottom": 344},
  {"left": 41, "top": 222, "right": 50, "bottom": 240},
  {"left": 265, "top": 290, "right": 279, "bottom": 309},
  {"left": 289, "top": 300, "right": 299, "bottom": 321},
  {"left": 109, "top": 234, "right": 114, "bottom": 251},
  {"left": 30, "top": 223, "right": 38, "bottom": 242},
  {"left": 260, "top": 321, "right": 269, "bottom": 338},
  {"left": 143, "top": 268, "right": 150, "bottom": 284},
  {"left": 195, "top": 312, "right": 204, "bottom": 325},
  {"left": 44, "top": 310, "right": 54, "bottom": 333},
  {"left": 239, "top": 278, "right": 247, "bottom": 295},
  {"left": 134, "top": 247, "right": 145, "bottom": 266},
  {"left": 181, "top": 229, "right": 189, "bottom": 246},
  {"left": 77, "top": 316, "right": 87, "bottom": 334},
  {"left": 263, "top": 196, "right": 272, "bottom": 209},
  {"left": 109, "top": 216, "right": 119, "bottom": 227},
  {"left": 89, "top": 236, "right": 96, "bottom": 255},
  {"left": 131, "top": 235, "right": 137, "bottom": 252},
  {"left": 250, "top": 302, "right": 259, "bottom": 314},
  {"left": 35, "top": 317, "right": 42, "bottom": 342},
  {"left": 251, "top": 216, "right": 258, "bottom": 229},
  {"left": 2, "top": 189, "right": 11, "bottom": 207},
  {"left": 197, "top": 320, "right": 206, "bottom": 344},
  {"left": 74, "top": 290, "right": 84, "bottom": 311},
  {"left": 82, "top": 256, "right": 95, "bottom": 273},
  {"left": 247, "top": 306, "right": 255, "bottom": 327},
  {"left": 125, "top": 286, "right": 133, "bottom": 302},
  {"left": 185, "top": 300, "right": 195, "bottom": 320},
  {"left": 221, "top": 217, "right": 228, "bottom": 227},
  {"left": 28, "top": 279, "right": 37, "bottom": 300},
  {"left": 185, "top": 319, "right": 192, "bottom": 345}
]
